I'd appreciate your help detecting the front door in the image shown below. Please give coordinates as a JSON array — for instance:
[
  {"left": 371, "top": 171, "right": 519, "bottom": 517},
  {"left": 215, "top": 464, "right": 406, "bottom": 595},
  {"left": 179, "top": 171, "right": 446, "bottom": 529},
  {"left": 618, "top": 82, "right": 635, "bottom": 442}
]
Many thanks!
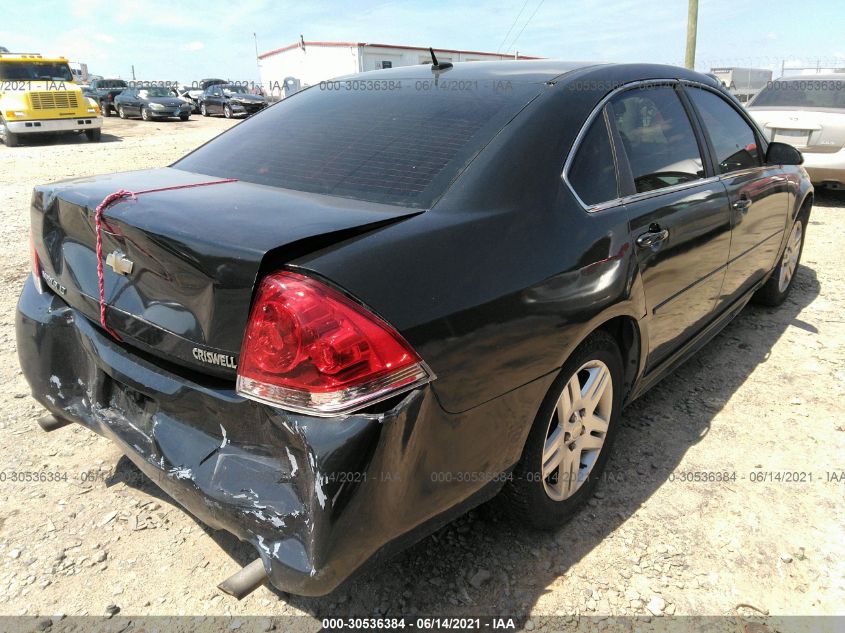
[{"left": 682, "top": 84, "right": 790, "bottom": 307}]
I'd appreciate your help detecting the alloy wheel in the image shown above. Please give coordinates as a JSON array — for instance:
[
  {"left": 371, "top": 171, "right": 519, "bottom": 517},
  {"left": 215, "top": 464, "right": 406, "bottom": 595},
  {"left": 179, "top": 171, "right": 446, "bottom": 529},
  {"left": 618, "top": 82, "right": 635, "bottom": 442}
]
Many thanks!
[
  {"left": 778, "top": 221, "right": 803, "bottom": 292},
  {"left": 541, "top": 359, "right": 613, "bottom": 501}
]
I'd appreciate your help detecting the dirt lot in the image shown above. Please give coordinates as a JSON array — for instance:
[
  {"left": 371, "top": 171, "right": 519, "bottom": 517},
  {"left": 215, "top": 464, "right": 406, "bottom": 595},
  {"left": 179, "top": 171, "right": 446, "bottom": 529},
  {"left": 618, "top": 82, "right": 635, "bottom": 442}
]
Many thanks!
[{"left": 0, "top": 116, "right": 843, "bottom": 629}]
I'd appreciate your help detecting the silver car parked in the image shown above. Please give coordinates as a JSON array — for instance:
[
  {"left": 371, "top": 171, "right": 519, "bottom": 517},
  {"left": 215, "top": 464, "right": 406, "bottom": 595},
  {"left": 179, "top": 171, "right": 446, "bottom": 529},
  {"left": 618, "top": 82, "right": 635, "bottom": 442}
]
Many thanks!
[{"left": 748, "top": 75, "right": 845, "bottom": 189}]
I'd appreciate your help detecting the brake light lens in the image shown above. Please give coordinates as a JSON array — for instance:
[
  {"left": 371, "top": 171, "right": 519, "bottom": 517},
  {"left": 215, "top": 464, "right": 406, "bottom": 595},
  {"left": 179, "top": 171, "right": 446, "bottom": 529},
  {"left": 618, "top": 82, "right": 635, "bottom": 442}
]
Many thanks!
[
  {"left": 236, "top": 271, "right": 432, "bottom": 416},
  {"left": 30, "top": 231, "right": 44, "bottom": 294}
]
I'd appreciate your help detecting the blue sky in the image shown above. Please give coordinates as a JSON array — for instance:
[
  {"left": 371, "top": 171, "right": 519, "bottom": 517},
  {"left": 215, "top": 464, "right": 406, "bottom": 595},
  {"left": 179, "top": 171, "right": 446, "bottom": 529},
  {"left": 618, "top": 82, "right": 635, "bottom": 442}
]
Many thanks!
[{"left": 3, "top": 0, "right": 844, "bottom": 83}]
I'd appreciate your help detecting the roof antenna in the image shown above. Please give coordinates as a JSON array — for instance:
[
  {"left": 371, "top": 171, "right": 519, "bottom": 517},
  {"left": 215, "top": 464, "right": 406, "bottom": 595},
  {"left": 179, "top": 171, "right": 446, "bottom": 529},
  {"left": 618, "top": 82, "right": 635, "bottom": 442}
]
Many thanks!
[{"left": 430, "top": 47, "right": 453, "bottom": 72}]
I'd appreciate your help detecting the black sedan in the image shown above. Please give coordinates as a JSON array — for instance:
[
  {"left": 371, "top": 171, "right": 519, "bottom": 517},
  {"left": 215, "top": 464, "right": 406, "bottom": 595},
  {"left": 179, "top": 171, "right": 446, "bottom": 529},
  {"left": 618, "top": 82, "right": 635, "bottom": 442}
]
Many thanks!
[
  {"left": 113, "top": 86, "right": 192, "bottom": 121},
  {"left": 18, "top": 61, "right": 811, "bottom": 597},
  {"left": 200, "top": 83, "right": 267, "bottom": 118}
]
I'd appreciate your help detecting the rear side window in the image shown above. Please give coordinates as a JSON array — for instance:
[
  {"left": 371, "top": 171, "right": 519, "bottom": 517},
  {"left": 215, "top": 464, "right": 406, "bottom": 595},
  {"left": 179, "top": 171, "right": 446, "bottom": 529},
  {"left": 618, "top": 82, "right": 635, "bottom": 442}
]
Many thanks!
[
  {"left": 686, "top": 87, "right": 761, "bottom": 174},
  {"left": 609, "top": 86, "right": 704, "bottom": 194},
  {"left": 568, "top": 111, "right": 619, "bottom": 206},
  {"left": 176, "top": 79, "right": 543, "bottom": 208}
]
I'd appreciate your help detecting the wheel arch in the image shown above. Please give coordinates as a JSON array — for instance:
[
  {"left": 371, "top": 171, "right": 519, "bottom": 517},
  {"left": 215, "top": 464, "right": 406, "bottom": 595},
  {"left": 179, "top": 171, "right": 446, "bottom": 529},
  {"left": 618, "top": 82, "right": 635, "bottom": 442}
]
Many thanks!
[
  {"left": 796, "top": 191, "right": 813, "bottom": 222},
  {"left": 595, "top": 315, "right": 642, "bottom": 403}
]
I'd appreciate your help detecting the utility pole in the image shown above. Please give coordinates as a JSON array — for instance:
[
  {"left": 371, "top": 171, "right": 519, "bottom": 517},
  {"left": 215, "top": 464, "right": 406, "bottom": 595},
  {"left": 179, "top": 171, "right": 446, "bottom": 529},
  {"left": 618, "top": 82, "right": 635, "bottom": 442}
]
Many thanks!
[
  {"left": 131, "top": 64, "right": 135, "bottom": 80},
  {"left": 253, "top": 33, "right": 261, "bottom": 88},
  {"left": 684, "top": 0, "right": 699, "bottom": 70}
]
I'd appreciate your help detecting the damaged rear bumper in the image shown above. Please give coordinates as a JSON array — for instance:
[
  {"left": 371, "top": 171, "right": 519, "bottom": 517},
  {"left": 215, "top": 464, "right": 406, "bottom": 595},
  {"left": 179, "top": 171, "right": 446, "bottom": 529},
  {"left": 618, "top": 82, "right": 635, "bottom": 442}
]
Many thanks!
[{"left": 16, "top": 277, "right": 547, "bottom": 596}]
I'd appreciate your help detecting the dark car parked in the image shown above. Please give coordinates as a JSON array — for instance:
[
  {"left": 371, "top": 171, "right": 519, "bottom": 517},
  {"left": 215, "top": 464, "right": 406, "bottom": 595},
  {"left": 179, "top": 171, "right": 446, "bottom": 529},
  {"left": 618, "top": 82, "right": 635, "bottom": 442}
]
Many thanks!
[
  {"left": 200, "top": 83, "right": 267, "bottom": 118},
  {"left": 18, "top": 61, "right": 811, "bottom": 598},
  {"left": 88, "top": 78, "right": 128, "bottom": 117},
  {"left": 114, "top": 86, "right": 192, "bottom": 121},
  {"left": 184, "top": 77, "right": 227, "bottom": 112}
]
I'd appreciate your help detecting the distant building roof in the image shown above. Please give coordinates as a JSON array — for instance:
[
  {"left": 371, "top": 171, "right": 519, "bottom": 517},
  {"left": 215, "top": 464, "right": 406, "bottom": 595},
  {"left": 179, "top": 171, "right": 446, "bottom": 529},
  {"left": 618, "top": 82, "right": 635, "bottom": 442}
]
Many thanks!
[{"left": 258, "top": 40, "right": 542, "bottom": 61}]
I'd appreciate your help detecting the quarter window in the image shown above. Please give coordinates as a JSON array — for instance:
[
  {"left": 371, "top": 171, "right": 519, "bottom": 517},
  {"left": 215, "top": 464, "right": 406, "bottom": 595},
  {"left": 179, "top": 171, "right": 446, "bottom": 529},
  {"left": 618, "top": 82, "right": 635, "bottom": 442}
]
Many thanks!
[
  {"left": 568, "top": 111, "right": 619, "bottom": 206},
  {"left": 609, "top": 86, "right": 704, "bottom": 193},
  {"left": 686, "top": 87, "right": 762, "bottom": 174}
]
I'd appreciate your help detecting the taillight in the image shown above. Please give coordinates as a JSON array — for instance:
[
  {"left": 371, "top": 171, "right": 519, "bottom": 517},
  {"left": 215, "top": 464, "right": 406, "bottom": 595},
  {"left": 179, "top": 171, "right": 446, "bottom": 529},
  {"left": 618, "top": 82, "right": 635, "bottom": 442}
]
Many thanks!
[
  {"left": 236, "top": 271, "right": 432, "bottom": 416},
  {"left": 30, "top": 231, "right": 44, "bottom": 294}
]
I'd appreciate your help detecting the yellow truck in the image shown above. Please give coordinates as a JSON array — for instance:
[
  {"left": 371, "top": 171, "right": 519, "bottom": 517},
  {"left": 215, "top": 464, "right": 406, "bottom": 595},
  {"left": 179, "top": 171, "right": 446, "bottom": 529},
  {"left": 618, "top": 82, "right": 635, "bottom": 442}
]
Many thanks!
[{"left": 0, "top": 53, "right": 102, "bottom": 147}]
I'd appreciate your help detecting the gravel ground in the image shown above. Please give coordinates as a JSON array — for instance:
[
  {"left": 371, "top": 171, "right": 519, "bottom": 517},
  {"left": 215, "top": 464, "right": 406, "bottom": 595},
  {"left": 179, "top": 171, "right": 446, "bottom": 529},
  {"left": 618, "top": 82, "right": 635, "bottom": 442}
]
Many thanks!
[{"left": 0, "top": 117, "right": 843, "bottom": 629}]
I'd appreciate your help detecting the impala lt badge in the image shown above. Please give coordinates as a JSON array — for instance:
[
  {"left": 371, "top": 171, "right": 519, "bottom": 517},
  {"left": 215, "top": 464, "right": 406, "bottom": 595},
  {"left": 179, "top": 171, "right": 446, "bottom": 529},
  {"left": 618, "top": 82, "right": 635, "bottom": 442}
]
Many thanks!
[{"left": 106, "top": 250, "right": 134, "bottom": 276}]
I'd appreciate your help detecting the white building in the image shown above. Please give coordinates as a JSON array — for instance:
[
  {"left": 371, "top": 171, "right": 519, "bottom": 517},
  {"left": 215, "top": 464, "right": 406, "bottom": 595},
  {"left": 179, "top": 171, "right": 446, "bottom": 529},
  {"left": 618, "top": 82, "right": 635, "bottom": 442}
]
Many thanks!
[{"left": 258, "top": 40, "right": 541, "bottom": 97}]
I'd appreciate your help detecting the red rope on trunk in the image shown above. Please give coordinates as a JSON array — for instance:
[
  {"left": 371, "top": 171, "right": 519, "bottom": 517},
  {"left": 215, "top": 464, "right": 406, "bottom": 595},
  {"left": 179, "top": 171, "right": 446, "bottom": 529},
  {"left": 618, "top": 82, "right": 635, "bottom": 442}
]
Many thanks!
[{"left": 94, "top": 179, "right": 238, "bottom": 341}]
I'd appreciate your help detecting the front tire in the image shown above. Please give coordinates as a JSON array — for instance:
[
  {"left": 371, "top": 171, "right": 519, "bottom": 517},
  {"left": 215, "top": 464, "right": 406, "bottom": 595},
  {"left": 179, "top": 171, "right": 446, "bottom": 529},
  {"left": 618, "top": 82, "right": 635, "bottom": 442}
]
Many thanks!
[
  {"left": 0, "top": 118, "right": 20, "bottom": 147},
  {"left": 223, "top": 104, "right": 233, "bottom": 119},
  {"left": 501, "top": 331, "right": 623, "bottom": 529},
  {"left": 118, "top": 105, "right": 127, "bottom": 119},
  {"left": 141, "top": 107, "right": 152, "bottom": 121},
  {"left": 85, "top": 129, "right": 102, "bottom": 142},
  {"left": 754, "top": 214, "right": 807, "bottom": 306},
  {"left": 201, "top": 103, "right": 209, "bottom": 117},
  {"left": 180, "top": 114, "right": 190, "bottom": 121}
]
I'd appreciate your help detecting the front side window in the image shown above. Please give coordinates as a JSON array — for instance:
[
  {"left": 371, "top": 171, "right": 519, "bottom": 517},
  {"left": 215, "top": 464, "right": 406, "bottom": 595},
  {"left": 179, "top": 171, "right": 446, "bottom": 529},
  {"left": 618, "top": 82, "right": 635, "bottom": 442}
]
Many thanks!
[
  {"left": 686, "top": 87, "right": 761, "bottom": 174},
  {"left": 568, "top": 111, "right": 619, "bottom": 206},
  {"left": 609, "top": 86, "right": 704, "bottom": 193}
]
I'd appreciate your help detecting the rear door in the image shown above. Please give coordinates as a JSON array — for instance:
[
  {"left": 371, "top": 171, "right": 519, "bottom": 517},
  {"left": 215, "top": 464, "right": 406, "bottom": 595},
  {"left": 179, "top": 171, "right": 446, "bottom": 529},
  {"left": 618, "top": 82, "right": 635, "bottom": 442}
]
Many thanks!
[
  {"left": 208, "top": 86, "right": 221, "bottom": 113},
  {"left": 682, "top": 84, "right": 790, "bottom": 306},
  {"left": 608, "top": 83, "right": 733, "bottom": 369},
  {"left": 127, "top": 89, "right": 141, "bottom": 115}
]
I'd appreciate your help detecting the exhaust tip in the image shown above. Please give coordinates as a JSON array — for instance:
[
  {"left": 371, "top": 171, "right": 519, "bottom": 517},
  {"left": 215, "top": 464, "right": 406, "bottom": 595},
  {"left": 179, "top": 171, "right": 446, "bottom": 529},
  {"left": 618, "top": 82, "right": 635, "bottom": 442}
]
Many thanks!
[
  {"left": 38, "top": 414, "right": 74, "bottom": 433},
  {"left": 218, "top": 558, "right": 268, "bottom": 600}
]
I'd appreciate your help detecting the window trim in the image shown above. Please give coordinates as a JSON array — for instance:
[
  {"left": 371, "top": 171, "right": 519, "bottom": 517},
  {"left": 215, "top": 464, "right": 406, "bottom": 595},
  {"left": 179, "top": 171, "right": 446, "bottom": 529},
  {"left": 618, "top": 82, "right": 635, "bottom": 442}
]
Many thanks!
[
  {"left": 678, "top": 81, "right": 768, "bottom": 178},
  {"left": 565, "top": 106, "right": 622, "bottom": 207},
  {"left": 563, "top": 79, "right": 718, "bottom": 213}
]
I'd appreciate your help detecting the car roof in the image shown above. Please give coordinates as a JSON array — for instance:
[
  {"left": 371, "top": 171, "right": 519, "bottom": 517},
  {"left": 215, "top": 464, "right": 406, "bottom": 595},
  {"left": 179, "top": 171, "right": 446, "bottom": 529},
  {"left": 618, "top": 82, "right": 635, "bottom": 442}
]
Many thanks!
[
  {"left": 772, "top": 74, "right": 845, "bottom": 81},
  {"left": 350, "top": 60, "right": 720, "bottom": 86}
]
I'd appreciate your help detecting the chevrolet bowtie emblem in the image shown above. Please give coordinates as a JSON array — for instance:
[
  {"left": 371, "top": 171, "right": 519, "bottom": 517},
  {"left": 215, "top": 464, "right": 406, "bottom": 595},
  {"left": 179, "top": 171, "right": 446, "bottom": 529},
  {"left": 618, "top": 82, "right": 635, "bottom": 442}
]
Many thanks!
[{"left": 106, "top": 251, "right": 134, "bottom": 276}]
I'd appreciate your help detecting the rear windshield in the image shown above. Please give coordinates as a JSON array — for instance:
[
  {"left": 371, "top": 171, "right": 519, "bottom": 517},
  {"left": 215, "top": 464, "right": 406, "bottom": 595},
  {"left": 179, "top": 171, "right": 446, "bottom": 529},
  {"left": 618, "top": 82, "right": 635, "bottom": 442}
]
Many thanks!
[
  {"left": 751, "top": 79, "right": 845, "bottom": 109},
  {"left": 175, "top": 77, "right": 542, "bottom": 207}
]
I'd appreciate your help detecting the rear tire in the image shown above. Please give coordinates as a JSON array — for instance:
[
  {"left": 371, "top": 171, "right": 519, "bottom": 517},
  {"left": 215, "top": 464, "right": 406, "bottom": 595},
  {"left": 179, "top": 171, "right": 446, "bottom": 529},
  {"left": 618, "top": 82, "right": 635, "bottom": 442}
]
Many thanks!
[
  {"left": 180, "top": 114, "right": 190, "bottom": 121},
  {"left": 101, "top": 100, "right": 111, "bottom": 117},
  {"left": 753, "top": 213, "right": 807, "bottom": 307},
  {"left": 500, "top": 331, "right": 624, "bottom": 529},
  {"left": 85, "top": 129, "right": 102, "bottom": 142}
]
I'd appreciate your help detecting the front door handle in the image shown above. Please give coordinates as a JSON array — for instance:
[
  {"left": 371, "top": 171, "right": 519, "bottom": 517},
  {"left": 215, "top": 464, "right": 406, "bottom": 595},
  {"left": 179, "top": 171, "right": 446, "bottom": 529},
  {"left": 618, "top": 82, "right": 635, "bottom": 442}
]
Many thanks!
[
  {"left": 733, "top": 196, "right": 752, "bottom": 214},
  {"left": 636, "top": 225, "right": 669, "bottom": 249}
]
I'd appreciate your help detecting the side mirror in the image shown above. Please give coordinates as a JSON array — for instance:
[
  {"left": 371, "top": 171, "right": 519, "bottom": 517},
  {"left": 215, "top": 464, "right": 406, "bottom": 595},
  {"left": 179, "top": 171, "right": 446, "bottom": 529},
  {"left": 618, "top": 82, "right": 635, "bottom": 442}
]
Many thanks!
[{"left": 766, "top": 141, "right": 804, "bottom": 166}]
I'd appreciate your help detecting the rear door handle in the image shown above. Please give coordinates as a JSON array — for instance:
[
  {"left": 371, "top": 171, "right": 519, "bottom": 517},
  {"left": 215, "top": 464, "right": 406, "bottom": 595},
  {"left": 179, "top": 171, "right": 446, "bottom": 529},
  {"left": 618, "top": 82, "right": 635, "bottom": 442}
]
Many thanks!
[{"left": 636, "top": 225, "right": 669, "bottom": 249}]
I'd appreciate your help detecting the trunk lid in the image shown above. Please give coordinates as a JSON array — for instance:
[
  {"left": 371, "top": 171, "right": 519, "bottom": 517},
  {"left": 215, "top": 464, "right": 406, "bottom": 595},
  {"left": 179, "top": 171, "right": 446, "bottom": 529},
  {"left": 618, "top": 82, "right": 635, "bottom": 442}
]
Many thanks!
[
  {"left": 748, "top": 108, "right": 845, "bottom": 151},
  {"left": 32, "top": 167, "right": 421, "bottom": 378}
]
